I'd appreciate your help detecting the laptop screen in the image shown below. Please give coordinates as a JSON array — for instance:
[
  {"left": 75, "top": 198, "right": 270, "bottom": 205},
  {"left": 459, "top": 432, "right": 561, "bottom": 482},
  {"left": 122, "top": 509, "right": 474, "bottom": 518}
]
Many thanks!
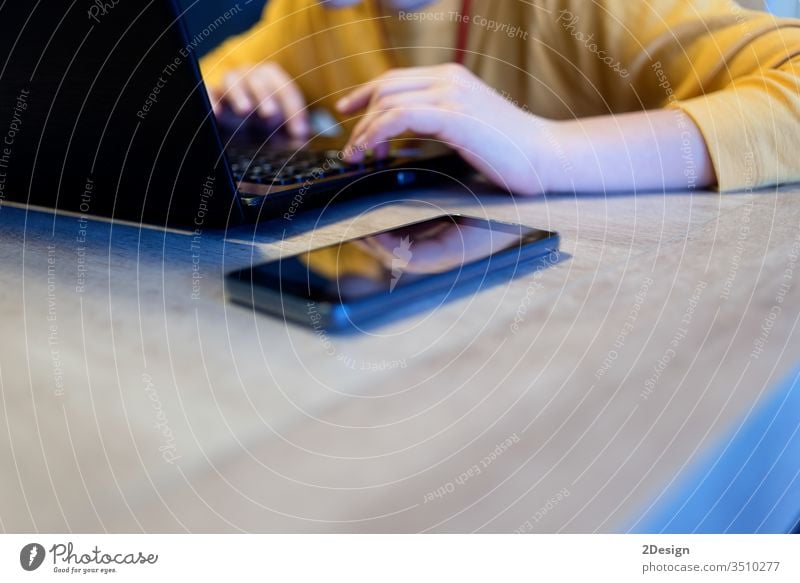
[{"left": 0, "top": 1, "right": 240, "bottom": 226}]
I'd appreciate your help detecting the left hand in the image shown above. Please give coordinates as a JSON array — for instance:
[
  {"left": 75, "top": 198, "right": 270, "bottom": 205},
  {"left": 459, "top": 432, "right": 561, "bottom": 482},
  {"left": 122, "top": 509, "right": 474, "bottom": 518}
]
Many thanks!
[{"left": 335, "top": 63, "right": 551, "bottom": 196}]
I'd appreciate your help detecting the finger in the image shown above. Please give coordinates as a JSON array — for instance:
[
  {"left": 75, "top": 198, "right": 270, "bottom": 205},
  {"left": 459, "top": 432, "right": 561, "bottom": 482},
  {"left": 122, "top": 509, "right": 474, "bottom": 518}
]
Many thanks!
[
  {"left": 243, "top": 71, "right": 280, "bottom": 118},
  {"left": 269, "top": 78, "right": 309, "bottom": 138},
  {"left": 207, "top": 86, "right": 222, "bottom": 115},
  {"left": 223, "top": 72, "right": 254, "bottom": 115},
  {"left": 249, "top": 64, "right": 309, "bottom": 138},
  {"left": 348, "top": 90, "right": 438, "bottom": 143},
  {"left": 345, "top": 93, "right": 442, "bottom": 160},
  {"left": 336, "top": 70, "right": 437, "bottom": 113},
  {"left": 347, "top": 108, "right": 445, "bottom": 160}
]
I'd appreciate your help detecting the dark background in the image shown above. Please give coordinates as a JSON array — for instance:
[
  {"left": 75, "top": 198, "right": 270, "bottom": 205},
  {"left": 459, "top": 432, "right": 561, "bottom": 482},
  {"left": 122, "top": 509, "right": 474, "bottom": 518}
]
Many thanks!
[{"left": 176, "top": 0, "right": 268, "bottom": 57}]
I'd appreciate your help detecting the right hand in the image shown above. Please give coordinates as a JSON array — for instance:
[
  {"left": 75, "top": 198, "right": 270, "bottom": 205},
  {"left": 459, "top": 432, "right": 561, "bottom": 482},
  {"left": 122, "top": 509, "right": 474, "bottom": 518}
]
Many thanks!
[{"left": 207, "top": 62, "right": 309, "bottom": 138}]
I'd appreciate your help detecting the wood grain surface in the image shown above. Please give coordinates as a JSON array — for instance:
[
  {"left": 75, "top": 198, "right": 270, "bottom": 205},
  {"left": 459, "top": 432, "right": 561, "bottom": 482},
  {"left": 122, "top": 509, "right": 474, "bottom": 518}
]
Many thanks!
[{"left": 1, "top": 182, "right": 799, "bottom": 533}]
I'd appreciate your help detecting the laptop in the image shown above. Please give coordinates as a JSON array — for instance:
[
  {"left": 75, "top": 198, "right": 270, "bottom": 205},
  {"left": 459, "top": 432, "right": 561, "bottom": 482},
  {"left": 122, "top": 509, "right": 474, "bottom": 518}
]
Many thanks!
[{"left": 0, "top": 1, "right": 462, "bottom": 228}]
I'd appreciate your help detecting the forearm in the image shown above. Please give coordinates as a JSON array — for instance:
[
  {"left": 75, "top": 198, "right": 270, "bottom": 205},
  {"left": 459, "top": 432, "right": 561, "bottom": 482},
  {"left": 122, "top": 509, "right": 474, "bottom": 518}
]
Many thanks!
[{"left": 541, "top": 109, "right": 717, "bottom": 193}]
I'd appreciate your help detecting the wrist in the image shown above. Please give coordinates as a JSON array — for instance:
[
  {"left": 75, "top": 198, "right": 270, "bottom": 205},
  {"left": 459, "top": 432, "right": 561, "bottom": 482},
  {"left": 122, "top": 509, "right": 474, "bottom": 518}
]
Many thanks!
[{"left": 527, "top": 116, "right": 567, "bottom": 194}]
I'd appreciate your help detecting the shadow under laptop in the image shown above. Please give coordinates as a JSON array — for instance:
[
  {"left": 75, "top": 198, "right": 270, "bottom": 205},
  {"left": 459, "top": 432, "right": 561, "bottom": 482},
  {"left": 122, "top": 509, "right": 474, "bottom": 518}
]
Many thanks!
[
  {"left": 4, "top": 179, "right": 541, "bottom": 277},
  {"left": 224, "top": 176, "right": 768, "bottom": 248},
  {"left": 223, "top": 181, "right": 527, "bottom": 246}
]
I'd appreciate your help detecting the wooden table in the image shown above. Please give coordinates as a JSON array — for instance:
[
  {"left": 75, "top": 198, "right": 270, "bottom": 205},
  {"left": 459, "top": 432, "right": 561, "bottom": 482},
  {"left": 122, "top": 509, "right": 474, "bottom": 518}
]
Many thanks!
[{"left": 2, "top": 182, "right": 799, "bottom": 533}]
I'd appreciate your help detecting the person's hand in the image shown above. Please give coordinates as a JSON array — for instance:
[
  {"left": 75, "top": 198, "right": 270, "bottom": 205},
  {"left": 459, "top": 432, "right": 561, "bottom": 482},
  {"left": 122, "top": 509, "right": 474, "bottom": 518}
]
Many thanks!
[
  {"left": 335, "top": 63, "right": 552, "bottom": 195},
  {"left": 207, "top": 62, "right": 309, "bottom": 138}
]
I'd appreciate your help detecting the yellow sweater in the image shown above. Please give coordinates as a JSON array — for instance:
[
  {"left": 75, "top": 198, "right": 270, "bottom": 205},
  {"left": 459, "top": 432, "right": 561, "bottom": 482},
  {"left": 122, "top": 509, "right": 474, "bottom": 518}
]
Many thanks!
[{"left": 200, "top": 0, "right": 800, "bottom": 191}]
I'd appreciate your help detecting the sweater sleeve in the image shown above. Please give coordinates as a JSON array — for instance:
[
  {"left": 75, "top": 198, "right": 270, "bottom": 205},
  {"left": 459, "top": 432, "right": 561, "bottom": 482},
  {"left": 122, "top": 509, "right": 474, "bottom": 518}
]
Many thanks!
[
  {"left": 198, "top": 0, "right": 296, "bottom": 88},
  {"left": 672, "top": 52, "right": 800, "bottom": 191},
  {"left": 604, "top": 0, "right": 800, "bottom": 191}
]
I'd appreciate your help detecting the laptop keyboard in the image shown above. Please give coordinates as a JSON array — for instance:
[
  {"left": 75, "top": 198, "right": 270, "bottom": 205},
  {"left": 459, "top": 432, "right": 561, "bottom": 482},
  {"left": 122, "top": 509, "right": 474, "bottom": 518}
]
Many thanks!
[
  {"left": 224, "top": 141, "right": 463, "bottom": 213},
  {"left": 229, "top": 148, "right": 394, "bottom": 187}
]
